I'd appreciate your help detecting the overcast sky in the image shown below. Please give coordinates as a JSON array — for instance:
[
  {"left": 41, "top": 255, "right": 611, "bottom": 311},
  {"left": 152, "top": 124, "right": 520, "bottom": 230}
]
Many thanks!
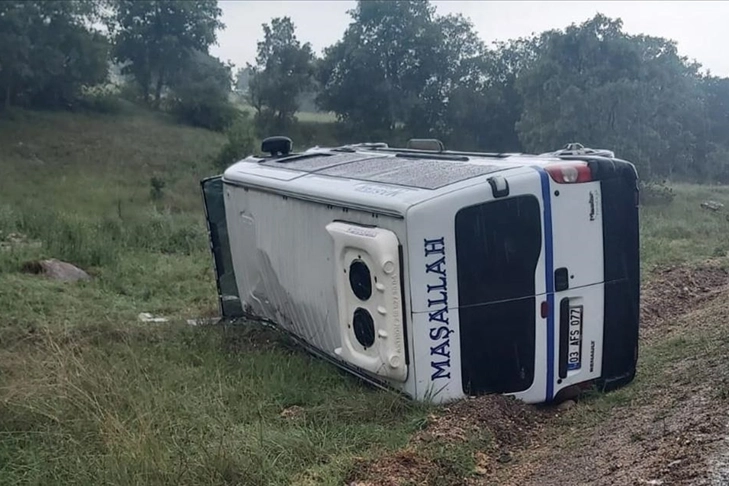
[{"left": 210, "top": 0, "right": 729, "bottom": 77}]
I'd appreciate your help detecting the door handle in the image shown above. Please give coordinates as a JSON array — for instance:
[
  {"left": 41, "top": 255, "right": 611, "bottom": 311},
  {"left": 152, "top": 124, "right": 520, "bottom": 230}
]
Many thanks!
[{"left": 555, "top": 267, "right": 569, "bottom": 292}]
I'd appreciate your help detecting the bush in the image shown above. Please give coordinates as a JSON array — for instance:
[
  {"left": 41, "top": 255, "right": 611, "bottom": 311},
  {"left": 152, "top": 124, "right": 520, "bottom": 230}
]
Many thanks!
[
  {"left": 117, "top": 80, "right": 145, "bottom": 104},
  {"left": 76, "top": 84, "right": 124, "bottom": 114},
  {"left": 213, "top": 116, "right": 258, "bottom": 170},
  {"left": 704, "top": 147, "right": 729, "bottom": 184},
  {"left": 170, "top": 98, "right": 239, "bottom": 132},
  {"left": 296, "top": 121, "right": 341, "bottom": 148},
  {"left": 167, "top": 50, "right": 239, "bottom": 132},
  {"left": 149, "top": 176, "right": 166, "bottom": 200},
  {"left": 640, "top": 180, "right": 675, "bottom": 206}
]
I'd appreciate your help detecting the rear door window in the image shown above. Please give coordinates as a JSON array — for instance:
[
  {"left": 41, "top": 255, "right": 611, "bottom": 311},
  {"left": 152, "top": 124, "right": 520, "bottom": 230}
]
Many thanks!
[{"left": 454, "top": 195, "right": 542, "bottom": 394}]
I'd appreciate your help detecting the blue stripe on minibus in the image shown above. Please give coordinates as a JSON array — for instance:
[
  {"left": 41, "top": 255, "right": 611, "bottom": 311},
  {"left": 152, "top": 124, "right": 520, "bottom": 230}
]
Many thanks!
[{"left": 535, "top": 167, "right": 555, "bottom": 401}]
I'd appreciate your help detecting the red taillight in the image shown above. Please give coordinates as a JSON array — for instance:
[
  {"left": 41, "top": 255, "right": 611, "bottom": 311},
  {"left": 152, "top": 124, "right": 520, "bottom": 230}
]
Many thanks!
[
  {"left": 541, "top": 301, "right": 549, "bottom": 318},
  {"left": 545, "top": 162, "right": 592, "bottom": 183}
]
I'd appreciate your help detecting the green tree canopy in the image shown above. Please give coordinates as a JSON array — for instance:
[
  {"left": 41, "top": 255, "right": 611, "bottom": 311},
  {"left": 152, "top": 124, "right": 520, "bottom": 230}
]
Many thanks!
[
  {"left": 107, "top": 0, "right": 223, "bottom": 106},
  {"left": 0, "top": 1, "right": 108, "bottom": 109},
  {"left": 166, "top": 49, "right": 237, "bottom": 131},
  {"left": 248, "top": 16, "right": 314, "bottom": 132},
  {"left": 317, "top": 1, "right": 486, "bottom": 140},
  {"left": 515, "top": 14, "right": 705, "bottom": 178}
]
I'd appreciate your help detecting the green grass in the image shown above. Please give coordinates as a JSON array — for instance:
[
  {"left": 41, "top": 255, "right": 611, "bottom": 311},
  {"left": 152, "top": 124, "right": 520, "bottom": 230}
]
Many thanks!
[
  {"left": 2, "top": 108, "right": 729, "bottom": 484},
  {"left": 0, "top": 108, "right": 428, "bottom": 485},
  {"left": 641, "top": 183, "right": 729, "bottom": 270}
]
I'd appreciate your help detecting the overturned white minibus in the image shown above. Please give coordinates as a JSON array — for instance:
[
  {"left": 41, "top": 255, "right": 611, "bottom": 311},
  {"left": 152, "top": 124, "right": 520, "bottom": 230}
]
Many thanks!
[{"left": 201, "top": 137, "right": 640, "bottom": 404}]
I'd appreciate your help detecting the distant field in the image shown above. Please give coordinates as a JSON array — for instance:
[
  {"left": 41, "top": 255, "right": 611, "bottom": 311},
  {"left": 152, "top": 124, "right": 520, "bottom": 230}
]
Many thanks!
[
  {"left": 234, "top": 101, "right": 337, "bottom": 124},
  {"left": 1, "top": 109, "right": 728, "bottom": 484}
]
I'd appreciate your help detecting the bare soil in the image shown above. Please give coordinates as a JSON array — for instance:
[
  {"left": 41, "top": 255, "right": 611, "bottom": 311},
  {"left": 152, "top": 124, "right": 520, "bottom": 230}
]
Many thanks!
[
  {"left": 348, "top": 449, "right": 457, "bottom": 486},
  {"left": 640, "top": 262, "right": 729, "bottom": 339},
  {"left": 348, "top": 262, "right": 729, "bottom": 486}
]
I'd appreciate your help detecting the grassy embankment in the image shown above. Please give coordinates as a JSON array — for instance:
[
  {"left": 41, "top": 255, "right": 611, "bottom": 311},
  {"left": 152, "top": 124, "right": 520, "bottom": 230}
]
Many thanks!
[{"left": 1, "top": 108, "right": 729, "bottom": 485}]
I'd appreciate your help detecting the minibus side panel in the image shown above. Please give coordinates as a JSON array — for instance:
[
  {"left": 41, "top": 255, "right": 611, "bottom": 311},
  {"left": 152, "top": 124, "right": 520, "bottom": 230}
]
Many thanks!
[{"left": 219, "top": 182, "right": 419, "bottom": 397}]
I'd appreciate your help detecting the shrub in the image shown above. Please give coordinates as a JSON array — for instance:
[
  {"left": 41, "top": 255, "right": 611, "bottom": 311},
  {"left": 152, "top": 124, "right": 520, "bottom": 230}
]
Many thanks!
[
  {"left": 149, "top": 176, "right": 166, "bottom": 200},
  {"left": 167, "top": 50, "right": 239, "bottom": 132},
  {"left": 213, "top": 116, "right": 258, "bottom": 170},
  {"left": 640, "top": 180, "right": 675, "bottom": 206},
  {"left": 169, "top": 98, "right": 239, "bottom": 132},
  {"left": 76, "top": 84, "right": 123, "bottom": 114}
]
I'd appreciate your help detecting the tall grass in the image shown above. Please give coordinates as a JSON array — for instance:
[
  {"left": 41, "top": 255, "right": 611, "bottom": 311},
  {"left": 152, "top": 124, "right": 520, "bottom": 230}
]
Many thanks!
[
  {"left": 0, "top": 324, "right": 423, "bottom": 485},
  {"left": 640, "top": 182, "right": 729, "bottom": 269}
]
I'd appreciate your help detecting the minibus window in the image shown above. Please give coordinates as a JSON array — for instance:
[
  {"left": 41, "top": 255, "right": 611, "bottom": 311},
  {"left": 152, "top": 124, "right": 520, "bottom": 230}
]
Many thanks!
[{"left": 455, "top": 195, "right": 541, "bottom": 394}]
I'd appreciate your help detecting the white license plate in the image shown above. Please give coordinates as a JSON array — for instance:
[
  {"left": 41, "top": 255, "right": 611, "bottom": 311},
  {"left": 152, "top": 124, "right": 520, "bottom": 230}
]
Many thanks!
[{"left": 567, "top": 305, "right": 583, "bottom": 371}]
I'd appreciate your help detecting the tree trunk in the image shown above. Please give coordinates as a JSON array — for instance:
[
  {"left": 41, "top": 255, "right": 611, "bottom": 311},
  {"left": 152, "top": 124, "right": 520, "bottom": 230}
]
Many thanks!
[
  {"left": 154, "top": 71, "right": 164, "bottom": 108},
  {"left": 4, "top": 77, "right": 11, "bottom": 110},
  {"left": 141, "top": 78, "right": 150, "bottom": 104}
]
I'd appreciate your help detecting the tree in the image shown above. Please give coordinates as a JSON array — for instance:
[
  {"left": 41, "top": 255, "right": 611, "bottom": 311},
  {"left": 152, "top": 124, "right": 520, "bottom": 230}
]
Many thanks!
[
  {"left": 515, "top": 14, "right": 705, "bottom": 178},
  {"left": 439, "top": 37, "right": 536, "bottom": 152},
  {"left": 0, "top": 1, "right": 108, "bottom": 109},
  {"left": 317, "top": 0, "right": 439, "bottom": 136},
  {"left": 233, "top": 65, "right": 253, "bottom": 100},
  {"left": 107, "top": 0, "right": 223, "bottom": 106},
  {"left": 167, "top": 49, "right": 237, "bottom": 131},
  {"left": 317, "top": 0, "right": 485, "bottom": 141},
  {"left": 247, "top": 17, "right": 314, "bottom": 132},
  {"left": 408, "top": 12, "right": 487, "bottom": 138},
  {"left": 701, "top": 75, "right": 729, "bottom": 148}
]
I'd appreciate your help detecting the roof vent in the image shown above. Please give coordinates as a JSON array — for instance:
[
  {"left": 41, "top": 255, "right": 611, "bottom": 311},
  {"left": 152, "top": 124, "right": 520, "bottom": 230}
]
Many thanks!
[
  {"left": 406, "top": 139, "right": 444, "bottom": 152},
  {"left": 261, "top": 136, "right": 293, "bottom": 157}
]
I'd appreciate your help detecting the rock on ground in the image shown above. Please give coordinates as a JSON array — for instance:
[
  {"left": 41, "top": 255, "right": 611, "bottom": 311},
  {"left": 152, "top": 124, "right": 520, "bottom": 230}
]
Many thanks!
[{"left": 22, "top": 259, "right": 91, "bottom": 282}]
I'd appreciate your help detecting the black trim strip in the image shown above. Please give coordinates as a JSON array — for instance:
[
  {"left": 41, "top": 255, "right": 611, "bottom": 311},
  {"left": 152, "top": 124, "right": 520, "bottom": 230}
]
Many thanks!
[
  {"left": 597, "top": 160, "right": 640, "bottom": 391},
  {"left": 558, "top": 298, "right": 570, "bottom": 379},
  {"left": 200, "top": 176, "right": 225, "bottom": 317},
  {"left": 395, "top": 152, "right": 470, "bottom": 162},
  {"left": 398, "top": 244, "right": 410, "bottom": 367},
  {"left": 200, "top": 175, "right": 244, "bottom": 318}
]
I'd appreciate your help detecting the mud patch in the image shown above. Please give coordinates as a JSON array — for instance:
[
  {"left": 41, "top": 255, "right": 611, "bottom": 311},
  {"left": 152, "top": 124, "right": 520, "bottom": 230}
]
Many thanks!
[
  {"left": 492, "top": 388, "right": 728, "bottom": 486},
  {"left": 348, "top": 395, "right": 543, "bottom": 485},
  {"left": 414, "top": 395, "right": 542, "bottom": 449},
  {"left": 347, "top": 449, "right": 450, "bottom": 486},
  {"left": 641, "top": 262, "right": 729, "bottom": 333},
  {"left": 708, "top": 426, "right": 729, "bottom": 486},
  {"left": 347, "top": 449, "right": 456, "bottom": 486}
]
